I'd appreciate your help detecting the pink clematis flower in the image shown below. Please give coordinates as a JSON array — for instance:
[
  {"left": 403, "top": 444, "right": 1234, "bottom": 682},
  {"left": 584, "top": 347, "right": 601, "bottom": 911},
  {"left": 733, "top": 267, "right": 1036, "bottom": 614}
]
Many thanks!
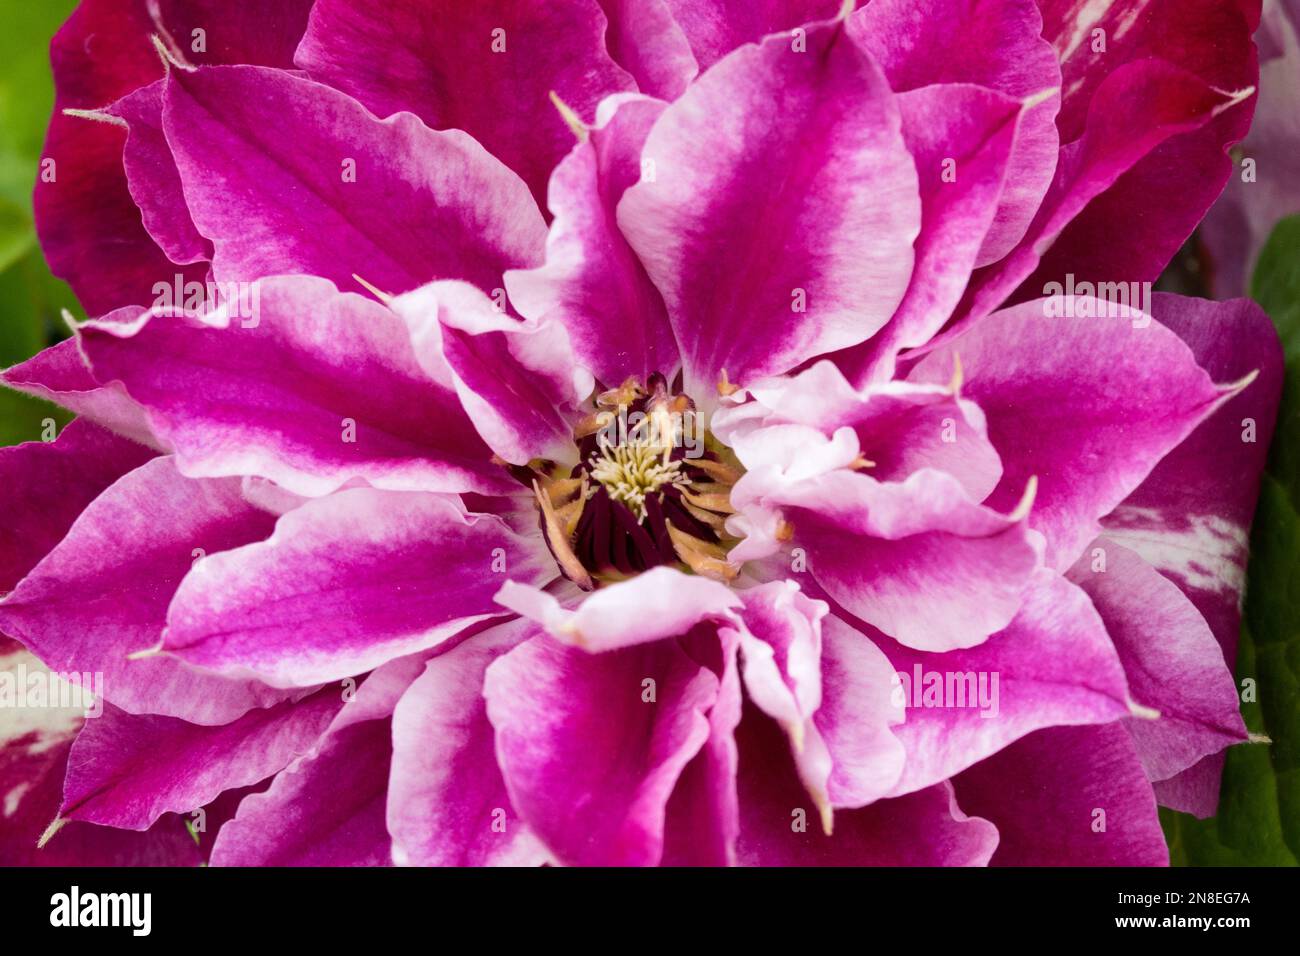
[{"left": 0, "top": 0, "right": 1282, "bottom": 867}]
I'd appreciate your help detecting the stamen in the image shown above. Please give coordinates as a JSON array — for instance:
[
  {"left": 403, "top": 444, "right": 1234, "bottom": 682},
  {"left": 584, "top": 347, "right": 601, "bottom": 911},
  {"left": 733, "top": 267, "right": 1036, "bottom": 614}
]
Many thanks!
[{"left": 587, "top": 440, "right": 690, "bottom": 521}]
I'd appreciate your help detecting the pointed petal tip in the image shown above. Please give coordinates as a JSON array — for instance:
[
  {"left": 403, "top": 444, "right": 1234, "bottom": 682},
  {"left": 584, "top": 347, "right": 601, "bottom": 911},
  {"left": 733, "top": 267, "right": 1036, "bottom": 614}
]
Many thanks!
[
  {"left": 1247, "top": 732, "right": 1272, "bottom": 745},
  {"left": 37, "top": 817, "right": 68, "bottom": 849},
  {"left": 1128, "top": 700, "right": 1161, "bottom": 720},
  {"left": 149, "top": 33, "right": 196, "bottom": 73},
  {"left": 548, "top": 91, "right": 589, "bottom": 143}
]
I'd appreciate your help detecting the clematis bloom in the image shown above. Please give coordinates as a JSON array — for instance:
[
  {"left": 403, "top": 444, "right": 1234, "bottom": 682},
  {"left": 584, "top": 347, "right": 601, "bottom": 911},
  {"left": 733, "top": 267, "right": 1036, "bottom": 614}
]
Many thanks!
[{"left": 0, "top": 0, "right": 1282, "bottom": 867}]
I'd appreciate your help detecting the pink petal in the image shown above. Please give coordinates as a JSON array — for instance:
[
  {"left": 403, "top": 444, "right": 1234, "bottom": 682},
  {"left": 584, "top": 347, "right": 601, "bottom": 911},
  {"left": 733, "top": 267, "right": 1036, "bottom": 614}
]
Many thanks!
[
  {"left": 734, "top": 706, "right": 996, "bottom": 866},
  {"left": 163, "top": 490, "right": 552, "bottom": 686},
  {"left": 59, "top": 689, "right": 342, "bottom": 831},
  {"left": 0, "top": 420, "right": 153, "bottom": 593},
  {"left": 908, "top": 298, "right": 1244, "bottom": 570},
  {"left": 0, "top": 457, "right": 291, "bottom": 726},
  {"left": 1068, "top": 542, "right": 1247, "bottom": 784},
  {"left": 78, "top": 275, "right": 514, "bottom": 497},
  {"left": 162, "top": 64, "right": 547, "bottom": 297},
  {"left": 954, "top": 723, "right": 1169, "bottom": 865},
  {"left": 388, "top": 619, "right": 551, "bottom": 866},
  {"left": 483, "top": 630, "right": 722, "bottom": 866},
  {"left": 296, "top": 0, "right": 634, "bottom": 207},
  {"left": 504, "top": 95, "right": 680, "bottom": 387},
  {"left": 617, "top": 16, "right": 920, "bottom": 395}
]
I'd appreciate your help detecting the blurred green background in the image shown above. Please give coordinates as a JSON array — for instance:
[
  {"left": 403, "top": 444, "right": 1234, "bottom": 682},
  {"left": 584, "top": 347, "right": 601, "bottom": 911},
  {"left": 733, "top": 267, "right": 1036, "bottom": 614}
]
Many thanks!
[{"left": 0, "top": 0, "right": 78, "bottom": 446}]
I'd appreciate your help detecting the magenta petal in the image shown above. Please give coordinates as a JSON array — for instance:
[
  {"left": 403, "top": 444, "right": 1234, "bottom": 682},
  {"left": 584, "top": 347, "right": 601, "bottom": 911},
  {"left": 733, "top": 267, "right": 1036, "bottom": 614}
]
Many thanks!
[
  {"left": 731, "top": 453, "right": 1040, "bottom": 650},
  {"left": 954, "top": 723, "right": 1169, "bottom": 866},
  {"left": 296, "top": 0, "right": 634, "bottom": 207},
  {"left": 597, "top": 0, "right": 699, "bottom": 99},
  {"left": 860, "top": 570, "right": 1134, "bottom": 796},
  {"left": 909, "top": 299, "right": 1242, "bottom": 570},
  {"left": 1102, "top": 296, "right": 1283, "bottom": 661},
  {"left": 210, "top": 655, "right": 426, "bottom": 866},
  {"left": 734, "top": 706, "right": 996, "bottom": 865},
  {"left": 484, "top": 631, "right": 720, "bottom": 866},
  {"left": 831, "top": 84, "right": 1024, "bottom": 384},
  {"left": 736, "top": 582, "right": 905, "bottom": 817},
  {"left": 617, "top": 17, "right": 920, "bottom": 394},
  {"left": 661, "top": 0, "right": 843, "bottom": 71},
  {"left": 849, "top": 0, "right": 1062, "bottom": 265},
  {"left": 163, "top": 490, "right": 551, "bottom": 686},
  {"left": 0, "top": 457, "right": 290, "bottom": 726},
  {"left": 162, "top": 64, "right": 547, "bottom": 297},
  {"left": 955, "top": 59, "right": 1251, "bottom": 329},
  {"left": 661, "top": 629, "right": 742, "bottom": 866},
  {"left": 0, "top": 420, "right": 153, "bottom": 593},
  {"left": 0, "top": 650, "right": 203, "bottom": 866},
  {"left": 1026, "top": 0, "right": 1257, "bottom": 288},
  {"left": 388, "top": 619, "right": 550, "bottom": 866},
  {"left": 393, "top": 281, "right": 589, "bottom": 467},
  {"left": 2, "top": 337, "right": 163, "bottom": 449},
  {"left": 496, "top": 566, "right": 741, "bottom": 652},
  {"left": 79, "top": 275, "right": 513, "bottom": 497},
  {"left": 103, "top": 81, "right": 209, "bottom": 267},
  {"left": 59, "top": 689, "right": 342, "bottom": 831},
  {"left": 505, "top": 95, "right": 680, "bottom": 387},
  {"left": 1069, "top": 543, "right": 1247, "bottom": 784}
]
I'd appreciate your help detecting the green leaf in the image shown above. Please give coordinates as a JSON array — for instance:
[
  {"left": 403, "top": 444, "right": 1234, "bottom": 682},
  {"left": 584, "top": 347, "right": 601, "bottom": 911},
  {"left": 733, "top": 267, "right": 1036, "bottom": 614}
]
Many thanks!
[{"left": 1162, "top": 216, "right": 1300, "bottom": 865}]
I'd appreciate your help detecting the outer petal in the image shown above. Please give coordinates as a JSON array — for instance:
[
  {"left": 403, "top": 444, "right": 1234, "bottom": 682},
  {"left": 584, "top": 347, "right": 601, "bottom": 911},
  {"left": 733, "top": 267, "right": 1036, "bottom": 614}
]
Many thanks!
[
  {"left": 0, "top": 457, "right": 290, "bottom": 726},
  {"left": 954, "top": 723, "right": 1169, "bottom": 866},
  {"left": 848, "top": 0, "right": 1062, "bottom": 265},
  {"left": 1, "top": 336, "right": 162, "bottom": 448},
  {"left": 162, "top": 64, "right": 547, "bottom": 297},
  {"left": 78, "top": 275, "right": 513, "bottom": 497},
  {"left": 953, "top": 59, "right": 1252, "bottom": 330},
  {"left": 296, "top": 0, "right": 634, "bottom": 207},
  {"left": 1203, "top": 0, "right": 1300, "bottom": 297},
  {"left": 35, "top": 0, "right": 316, "bottom": 314},
  {"left": 1099, "top": 295, "right": 1282, "bottom": 815},
  {"left": 57, "top": 689, "right": 342, "bottom": 831},
  {"left": 388, "top": 618, "right": 551, "bottom": 866},
  {"left": 840, "top": 570, "right": 1136, "bottom": 797},
  {"left": 1101, "top": 295, "right": 1283, "bottom": 660},
  {"left": 660, "top": 0, "right": 843, "bottom": 71},
  {"left": 392, "top": 281, "right": 590, "bottom": 467},
  {"left": 734, "top": 706, "right": 996, "bottom": 866},
  {"left": 504, "top": 95, "right": 680, "bottom": 386},
  {"left": 0, "top": 420, "right": 153, "bottom": 593},
  {"left": 210, "top": 655, "right": 427, "bottom": 866},
  {"left": 163, "top": 490, "right": 552, "bottom": 686},
  {"left": 617, "top": 17, "right": 920, "bottom": 395},
  {"left": 1025, "top": 0, "right": 1258, "bottom": 289},
  {"left": 908, "top": 299, "right": 1245, "bottom": 570},
  {"left": 1068, "top": 542, "right": 1247, "bottom": 783},
  {"left": 0, "top": 649, "right": 204, "bottom": 866},
  {"left": 484, "top": 630, "right": 719, "bottom": 866},
  {"left": 36, "top": 0, "right": 197, "bottom": 315},
  {"left": 597, "top": 0, "right": 699, "bottom": 100},
  {"left": 103, "top": 81, "right": 208, "bottom": 267}
]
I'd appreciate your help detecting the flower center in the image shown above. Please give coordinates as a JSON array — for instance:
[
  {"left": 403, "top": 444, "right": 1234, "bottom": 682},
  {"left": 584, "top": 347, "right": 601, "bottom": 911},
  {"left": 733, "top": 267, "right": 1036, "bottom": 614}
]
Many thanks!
[{"left": 524, "top": 373, "right": 742, "bottom": 590}]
